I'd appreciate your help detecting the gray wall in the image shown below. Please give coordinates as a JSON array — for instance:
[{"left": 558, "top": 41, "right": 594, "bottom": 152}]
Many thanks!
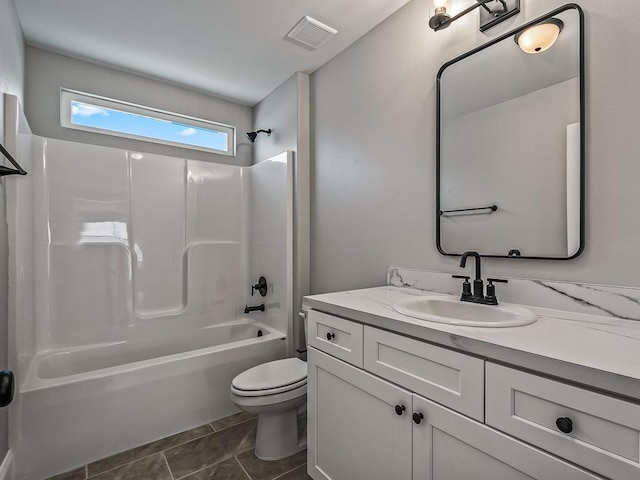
[
  {"left": 25, "top": 47, "right": 254, "bottom": 166},
  {"left": 251, "top": 73, "right": 311, "bottom": 356},
  {"left": 441, "top": 78, "right": 579, "bottom": 257},
  {"left": 252, "top": 73, "right": 298, "bottom": 163},
  {"left": 310, "top": 0, "right": 640, "bottom": 293},
  {"left": 0, "top": 0, "right": 24, "bottom": 462}
]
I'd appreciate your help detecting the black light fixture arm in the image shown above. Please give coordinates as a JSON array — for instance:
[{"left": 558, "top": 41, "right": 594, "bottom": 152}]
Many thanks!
[
  {"left": 431, "top": 0, "right": 494, "bottom": 31},
  {"left": 430, "top": 0, "right": 518, "bottom": 32},
  {"left": 0, "top": 142, "right": 27, "bottom": 177}
]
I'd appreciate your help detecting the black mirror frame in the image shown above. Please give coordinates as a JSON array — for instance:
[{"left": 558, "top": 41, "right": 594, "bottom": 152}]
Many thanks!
[{"left": 435, "top": 3, "right": 585, "bottom": 260}]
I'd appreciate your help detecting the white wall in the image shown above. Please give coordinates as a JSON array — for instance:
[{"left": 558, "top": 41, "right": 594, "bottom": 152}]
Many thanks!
[
  {"left": 24, "top": 47, "right": 254, "bottom": 166},
  {"left": 252, "top": 73, "right": 298, "bottom": 164},
  {"left": 0, "top": 0, "right": 23, "bottom": 461},
  {"left": 311, "top": 0, "right": 640, "bottom": 292}
]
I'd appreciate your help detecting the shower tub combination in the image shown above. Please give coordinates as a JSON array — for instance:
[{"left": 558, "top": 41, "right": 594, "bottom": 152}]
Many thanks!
[
  {"left": 8, "top": 134, "right": 294, "bottom": 479},
  {"left": 16, "top": 320, "right": 285, "bottom": 480}
]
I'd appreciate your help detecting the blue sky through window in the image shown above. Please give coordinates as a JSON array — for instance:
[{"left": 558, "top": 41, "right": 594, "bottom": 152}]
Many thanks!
[{"left": 71, "top": 101, "right": 228, "bottom": 151}]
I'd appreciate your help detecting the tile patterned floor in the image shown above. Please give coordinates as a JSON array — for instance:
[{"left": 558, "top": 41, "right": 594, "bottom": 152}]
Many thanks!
[{"left": 47, "top": 412, "right": 311, "bottom": 480}]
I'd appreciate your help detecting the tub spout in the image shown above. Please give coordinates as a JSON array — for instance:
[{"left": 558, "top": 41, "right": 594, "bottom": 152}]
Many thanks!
[{"left": 244, "top": 304, "right": 265, "bottom": 314}]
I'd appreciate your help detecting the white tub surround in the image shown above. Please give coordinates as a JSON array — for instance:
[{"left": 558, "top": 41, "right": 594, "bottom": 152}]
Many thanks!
[{"left": 7, "top": 136, "right": 295, "bottom": 479}]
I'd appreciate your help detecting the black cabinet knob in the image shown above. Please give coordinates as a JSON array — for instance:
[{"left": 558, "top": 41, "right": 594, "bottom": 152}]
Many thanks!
[
  {"left": 326, "top": 332, "right": 335, "bottom": 341},
  {"left": 394, "top": 404, "right": 406, "bottom": 416},
  {"left": 555, "top": 417, "right": 573, "bottom": 434},
  {"left": 413, "top": 412, "right": 424, "bottom": 424}
]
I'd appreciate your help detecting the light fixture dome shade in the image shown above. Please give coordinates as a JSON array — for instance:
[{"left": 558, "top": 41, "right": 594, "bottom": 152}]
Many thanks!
[{"left": 515, "top": 18, "right": 564, "bottom": 54}]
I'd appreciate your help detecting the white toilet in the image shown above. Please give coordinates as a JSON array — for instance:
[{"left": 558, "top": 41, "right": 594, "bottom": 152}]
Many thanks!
[{"left": 230, "top": 356, "right": 307, "bottom": 460}]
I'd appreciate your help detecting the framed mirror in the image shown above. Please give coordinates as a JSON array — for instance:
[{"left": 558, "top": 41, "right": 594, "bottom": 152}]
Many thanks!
[{"left": 436, "top": 4, "right": 584, "bottom": 259}]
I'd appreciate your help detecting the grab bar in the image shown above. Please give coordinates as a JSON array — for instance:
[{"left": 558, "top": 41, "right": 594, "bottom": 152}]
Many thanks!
[{"left": 440, "top": 204, "right": 497, "bottom": 217}]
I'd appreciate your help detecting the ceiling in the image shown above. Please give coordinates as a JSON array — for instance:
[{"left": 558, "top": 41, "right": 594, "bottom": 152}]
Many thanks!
[{"left": 14, "top": 0, "right": 412, "bottom": 106}]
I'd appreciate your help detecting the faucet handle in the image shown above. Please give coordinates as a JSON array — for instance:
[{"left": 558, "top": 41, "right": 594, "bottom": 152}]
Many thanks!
[
  {"left": 485, "top": 278, "right": 508, "bottom": 305},
  {"left": 251, "top": 276, "right": 268, "bottom": 297},
  {"left": 452, "top": 275, "right": 472, "bottom": 299}
]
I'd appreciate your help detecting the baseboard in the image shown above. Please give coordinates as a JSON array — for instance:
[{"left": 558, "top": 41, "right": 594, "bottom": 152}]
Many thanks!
[{"left": 0, "top": 450, "right": 13, "bottom": 480}]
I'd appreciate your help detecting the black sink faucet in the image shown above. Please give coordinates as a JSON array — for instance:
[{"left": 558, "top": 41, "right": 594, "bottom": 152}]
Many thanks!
[
  {"left": 455, "top": 251, "right": 508, "bottom": 305},
  {"left": 459, "top": 251, "right": 484, "bottom": 298}
]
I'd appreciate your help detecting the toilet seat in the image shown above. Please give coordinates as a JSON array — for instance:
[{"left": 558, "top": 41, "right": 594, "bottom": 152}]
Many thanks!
[{"left": 231, "top": 358, "right": 307, "bottom": 397}]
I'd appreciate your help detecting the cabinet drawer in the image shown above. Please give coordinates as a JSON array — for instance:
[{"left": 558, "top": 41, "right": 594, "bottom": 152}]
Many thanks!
[
  {"left": 486, "top": 363, "right": 640, "bottom": 480},
  {"left": 364, "top": 326, "right": 484, "bottom": 421},
  {"left": 307, "top": 310, "right": 363, "bottom": 368}
]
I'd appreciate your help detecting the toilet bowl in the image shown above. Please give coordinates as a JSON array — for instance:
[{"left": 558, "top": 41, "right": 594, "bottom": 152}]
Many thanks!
[{"left": 230, "top": 357, "right": 307, "bottom": 460}]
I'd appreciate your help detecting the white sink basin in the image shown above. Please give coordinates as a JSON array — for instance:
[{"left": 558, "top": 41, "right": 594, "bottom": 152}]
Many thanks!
[{"left": 392, "top": 295, "right": 537, "bottom": 327}]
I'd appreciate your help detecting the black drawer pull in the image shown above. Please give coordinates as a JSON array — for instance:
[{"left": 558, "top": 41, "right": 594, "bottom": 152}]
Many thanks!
[
  {"left": 394, "top": 404, "right": 406, "bottom": 416},
  {"left": 556, "top": 417, "right": 573, "bottom": 434},
  {"left": 413, "top": 412, "right": 424, "bottom": 424},
  {"left": 326, "top": 332, "right": 335, "bottom": 341}
]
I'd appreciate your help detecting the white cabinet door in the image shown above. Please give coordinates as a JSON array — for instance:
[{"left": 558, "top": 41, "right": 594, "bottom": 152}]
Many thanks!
[
  {"left": 412, "top": 394, "right": 603, "bottom": 480},
  {"left": 308, "top": 347, "right": 412, "bottom": 480}
]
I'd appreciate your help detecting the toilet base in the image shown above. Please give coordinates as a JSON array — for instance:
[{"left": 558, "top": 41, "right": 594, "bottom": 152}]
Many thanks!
[{"left": 255, "top": 409, "right": 307, "bottom": 461}]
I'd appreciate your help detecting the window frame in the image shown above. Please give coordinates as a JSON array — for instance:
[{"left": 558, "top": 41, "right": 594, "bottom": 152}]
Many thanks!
[{"left": 60, "top": 88, "right": 236, "bottom": 156}]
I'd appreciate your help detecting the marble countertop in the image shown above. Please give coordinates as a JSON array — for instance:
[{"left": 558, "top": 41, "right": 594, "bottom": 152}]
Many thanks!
[{"left": 303, "top": 286, "right": 640, "bottom": 401}]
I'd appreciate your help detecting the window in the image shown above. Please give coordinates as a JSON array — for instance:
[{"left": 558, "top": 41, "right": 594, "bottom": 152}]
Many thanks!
[{"left": 60, "top": 89, "right": 235, "bottom": 156}]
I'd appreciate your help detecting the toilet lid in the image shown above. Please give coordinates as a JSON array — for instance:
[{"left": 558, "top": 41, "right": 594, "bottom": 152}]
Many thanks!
[{"left": 232, "top": 358, "right": 307, "bottom": 392}]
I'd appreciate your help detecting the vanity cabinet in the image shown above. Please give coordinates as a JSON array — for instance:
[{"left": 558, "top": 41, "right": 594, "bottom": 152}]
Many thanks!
[{"left": 307, "top": 310, "right": 606, "bottom": 480}]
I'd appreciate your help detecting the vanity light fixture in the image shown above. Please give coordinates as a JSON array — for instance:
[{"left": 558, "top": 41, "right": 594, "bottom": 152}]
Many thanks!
[
  {"left": 429, "top": 0, "right": 520, "bottom": 32},
  {"left": 514, "top": 18, "right": 564, "bottom": 54}
]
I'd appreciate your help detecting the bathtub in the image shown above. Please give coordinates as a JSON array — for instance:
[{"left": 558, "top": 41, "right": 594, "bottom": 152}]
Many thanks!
[{"left": 12, "top": 319, "right": 287, "bottom": 480}]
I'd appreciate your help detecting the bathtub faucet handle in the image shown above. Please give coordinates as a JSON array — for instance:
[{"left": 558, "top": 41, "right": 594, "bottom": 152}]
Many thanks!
[{"left": 251, "top": 276, "right": 268, "bottom": 297}]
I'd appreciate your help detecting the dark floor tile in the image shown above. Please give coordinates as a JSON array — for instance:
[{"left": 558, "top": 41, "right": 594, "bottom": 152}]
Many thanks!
[
  {"left": 88, "top": 424, "right": 213, "bottom": 476},
  {"left": 211, "top": 412, "right": 255, "bottom": 432},
  {"left": 178, "top": 457, "right": 250, "bottom": 480},
  {"left": 236, "top": 449, "right": 307, "bottom": 480},
  {"left": 165, "top": 418, "right": 257, "bottom": 479},
  {"left": 88, "top": 453, "right": 171, "bottom": 480},
  {"left": 46, "top": 467, "right": 86, "bottom": 480},
  {"left": 274, "top": 464, "right": 312, "bottom": 480}
]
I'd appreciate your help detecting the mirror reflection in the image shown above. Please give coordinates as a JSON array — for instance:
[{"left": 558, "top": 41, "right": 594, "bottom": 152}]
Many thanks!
[{"left": 437, "top": 5, "right": 583, "bottom": 259}]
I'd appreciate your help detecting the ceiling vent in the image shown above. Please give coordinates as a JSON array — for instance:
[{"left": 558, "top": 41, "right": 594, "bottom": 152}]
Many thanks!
[{"left": 287, "top": 16, "right": 337, "bottom": 49}]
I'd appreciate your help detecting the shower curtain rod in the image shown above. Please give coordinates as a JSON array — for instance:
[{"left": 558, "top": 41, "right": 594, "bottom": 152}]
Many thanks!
[{"left": 0, "top": 141, "right": 27, "bottom": 177}]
